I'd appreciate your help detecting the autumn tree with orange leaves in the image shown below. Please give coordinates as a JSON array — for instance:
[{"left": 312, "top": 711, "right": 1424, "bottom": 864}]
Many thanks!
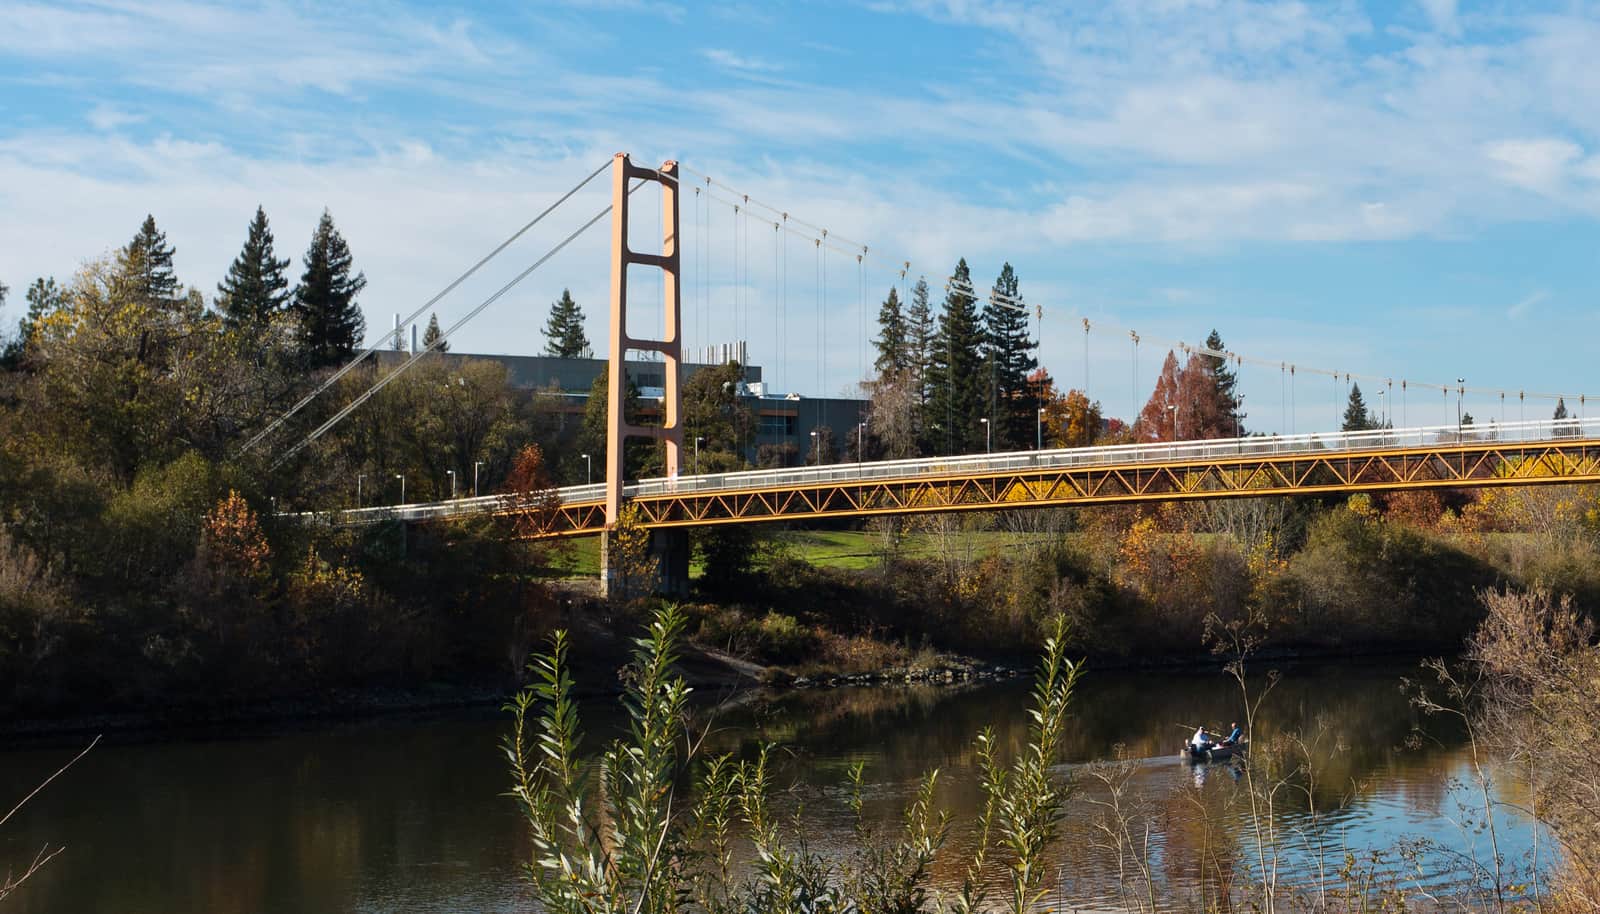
[
  {"left": 1031, "top": 368, "right": 1103, "bottom": 448},
  {"left": 500, "top": 444, "right": 563, "bottom": 540},
  {"left": 1134, "top": 349, "right": 1233, "bottom": 442}
]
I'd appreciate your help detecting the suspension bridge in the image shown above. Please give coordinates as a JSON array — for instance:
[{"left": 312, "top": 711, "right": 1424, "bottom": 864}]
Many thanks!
[
  {"left": 253, "top": 153, "right": 1600, "bottom": 556},
  {"left": 347, "top": 418, "right": 1600, "bottom": 536}
]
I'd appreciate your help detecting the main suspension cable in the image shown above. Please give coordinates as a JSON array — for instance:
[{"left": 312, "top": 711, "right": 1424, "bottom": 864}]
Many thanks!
[
  {"left": 273, "top": 183, "right": 638, "bottom": 470},
  {"left": 239, "top": 157, "right": 610, "bottom": 457}
]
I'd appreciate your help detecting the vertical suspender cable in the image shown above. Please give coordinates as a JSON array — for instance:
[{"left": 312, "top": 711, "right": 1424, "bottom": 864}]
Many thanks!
[
  {"left": 731, "top": 203, "right": 740, "bottom": 359},
  {"left": 743, "top": 201, "right": 749, "bottom": 354},
  {"left": 772, "top": 221, "right": 780, "bottom": 393},
  {"left": 1280, "top": 364, "right": 1286, "bottom": 435},
  {"left": 781, "top": 216, "right": 789, "bottom": 392},
  {"left": 815, "top": 237, "right": 822, "bottom": 399},
  {"left": 858, "top": 250, "right": 866, "bottom": 392},
  {"left": 710, "top": 185, "right": 716, "bottom": 361},
  {"left": 820, "top": 233, "right": 828, "bottom": 400},
  {"left": 1082, "top": 318, "right": 1090, "bottom": 396},
  {"left": 1131, "top": 332, "right": 1140, "bottom": 425},
  {"left": 691, "top": 186, "right": 699, "bottom": 358}
]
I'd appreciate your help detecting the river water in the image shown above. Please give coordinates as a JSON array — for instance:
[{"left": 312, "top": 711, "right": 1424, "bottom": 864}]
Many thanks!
[{"left": 0, "top": 659, "right": 1547, "bottom": 913}]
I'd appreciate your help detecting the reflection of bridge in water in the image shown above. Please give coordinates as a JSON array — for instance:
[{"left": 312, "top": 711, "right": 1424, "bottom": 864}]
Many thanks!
[{"left": 345, "top": 417, "right": 1600, "bottom": 537}]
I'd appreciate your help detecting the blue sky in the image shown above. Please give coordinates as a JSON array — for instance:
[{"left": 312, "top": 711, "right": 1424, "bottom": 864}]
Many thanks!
[{"left": 2, "top": 0, "right": 1598, "bottom": 432}]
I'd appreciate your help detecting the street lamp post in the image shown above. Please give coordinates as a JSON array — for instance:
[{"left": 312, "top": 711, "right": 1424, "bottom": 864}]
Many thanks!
[
  {"left": 980, "top": 417, "right": 991, "bottom": 454},
  {"left": 1456, "top": 378, "right": 1466, "bottom": 442},
  {"left": 1036, "top": 407, "right": 1044, "bottom": 451},
  {"left": 810, "top": 430, "right": 820, "bottom": 465},
  {"left": 395, "top": 473, "right": 405, "bottom": 505},
  {"left": 694, "top": 437, "right": 704, "bottom": 475},
  {"left": 581, "top": 453, "right": 592, "bottom": 485},
  {"left": 356, "top": 473, "right": 365, "bottom": 507},
  {"left": 856, "top": 421, "right": 866, "bottom": 463},
  {"left": 473, "top": 461, "right": 483, "bottom": 497},
  {"left": 446, "top": 469, "right": 457, "bottom": 499},
  {"left": 1169, "top": 404, "right": 1179, "bottom": 441}
]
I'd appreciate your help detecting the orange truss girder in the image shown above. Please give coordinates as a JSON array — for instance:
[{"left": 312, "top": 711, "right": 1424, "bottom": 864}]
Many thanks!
[{"left": 505, "top": 439, "right": 1600, "bottom": 538}]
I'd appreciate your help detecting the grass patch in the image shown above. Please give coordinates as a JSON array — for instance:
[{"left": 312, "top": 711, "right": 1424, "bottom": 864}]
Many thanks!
[{"left": 775, "top": 529, "right": 1061, "bottom": 569}]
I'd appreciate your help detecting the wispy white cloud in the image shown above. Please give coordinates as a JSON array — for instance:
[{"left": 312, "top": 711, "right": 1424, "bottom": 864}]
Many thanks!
[
  {"left": 1508, "top": 290, "right": 1549, "bottom": 320},
  {"left": 1486, "top": 138, "right": 1585, "bottom": 194},
  {"left": 86, "top": 103, "right": 144, "bottom": 132},
  {"left": 700, "top": 48, "right": 782, "bottom": 73},
  {"left": 1, "top": 0, "right": 512, "bottom": 100},
  {"left": 1417, "top": 0, "right": 1460, "bottom": 35}
]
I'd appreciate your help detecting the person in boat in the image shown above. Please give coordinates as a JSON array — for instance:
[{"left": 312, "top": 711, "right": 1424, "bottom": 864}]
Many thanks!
[
  {"left": 1190, "top": 726, "right": 1212, "bottom": 749},
  {"left": 1218, "top": 722, "right": 1243, "bottom": 747}
]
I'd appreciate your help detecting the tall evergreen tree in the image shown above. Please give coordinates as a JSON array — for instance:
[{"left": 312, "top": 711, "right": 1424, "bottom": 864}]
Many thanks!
[
  {"left": 1554, "top": 397, "right": 1570, "bottom": 420},
  {"left": 981, "top": 263, "right": 1039, "bottom": 450},
  {"left": 118, "top": 215, "right": 186, "bottom": 314},
  {"left": 924, "top": 259, "right": 988, "bottom": 455},
  {"left": 1203, "top": 329, "right": 1245, "bottom": 436},
  {"left": 906, "top": 277, "right": 934, "bottom": 405},
  {"left": 873, "top": 286, "right": 908, "bottom": 376},
  {"left": 422, "top": 312, "right": 448, "bottom": 352},
  {"left": 543, "top": 289, "right": 589, "bottom": 358},
  {"left": 1341, "top": 383, "right": 1374, "bottom": 431},
  {"left": 217, "top": 206, "right": 292, "bottom": 328},
  {"left": 291, "top": 209, "right": 367, "bottom": 369}
]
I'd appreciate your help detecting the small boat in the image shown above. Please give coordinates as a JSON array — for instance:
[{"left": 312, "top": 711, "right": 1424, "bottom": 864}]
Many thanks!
[{"left": 1179, "top": 740, "right": 1246, "bottom": 762}]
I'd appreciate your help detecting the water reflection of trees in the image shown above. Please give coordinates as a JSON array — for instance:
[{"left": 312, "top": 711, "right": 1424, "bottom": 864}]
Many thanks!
[
  {"left": 0, "top": 660, "right": 1512, "bottom": 913},
  {"left": 674, "top": 660, "right": 1491, "bottom": 910}
]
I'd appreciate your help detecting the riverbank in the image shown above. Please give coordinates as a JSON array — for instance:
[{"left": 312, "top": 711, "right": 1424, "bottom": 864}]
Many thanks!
[{"left": 0, "top": 611, "right": 1437, "bottom": 745}]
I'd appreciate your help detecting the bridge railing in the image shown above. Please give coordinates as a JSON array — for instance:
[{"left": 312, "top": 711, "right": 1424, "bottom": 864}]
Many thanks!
[{"left": 335, "top": 416, "right": 1600, "bottom": 525}]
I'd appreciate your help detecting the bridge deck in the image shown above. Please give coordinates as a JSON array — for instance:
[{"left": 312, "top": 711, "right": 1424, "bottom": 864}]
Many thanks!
[{"left": 335, "top": 418, "right": 1600, "bottom": 536}]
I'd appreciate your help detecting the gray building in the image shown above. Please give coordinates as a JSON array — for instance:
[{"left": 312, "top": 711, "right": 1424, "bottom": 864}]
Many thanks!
[{"left": 375, "top": 350, "right": 867, "bottom": 468}]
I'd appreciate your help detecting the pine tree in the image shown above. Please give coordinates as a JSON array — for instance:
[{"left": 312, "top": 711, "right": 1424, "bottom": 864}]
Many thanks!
[
  {"left": 873, "top": 286, "right": 908, "bottom": 376},
  {"left": 217, "top": 206, "right": 291, "bottom": 329},
  {"left": 924, "top": 259, "right": 988, "bottom": 455},
  {"left": 906, "top": 277, "right": 934, "bottom": 405},
  {"left": 119, "top": 215, "right": 183, "bottom": 312},
  {"left": 291, "top": 209, "right": 367, "bottom": 369},
  {"left": 12, "top": 277, "right": 63, "bottom": 356},
  {"left": 1203, "top": 329, "right": 1245, "bottom": 436},
  {"left": 543, "top": 289, "right": 589, "bottom": 358},
  {"left": 981, "top": 263, "right": 1039, "bottom": 450},
  {"left": 1554, "top": 397, "right": 1570, "bottom": 420},
  {"left": 422, "top": 312, "right": 448, "bottom": 352},
  {"left": 1342, "top": 383, "right": 1374, "bottom": 431}
]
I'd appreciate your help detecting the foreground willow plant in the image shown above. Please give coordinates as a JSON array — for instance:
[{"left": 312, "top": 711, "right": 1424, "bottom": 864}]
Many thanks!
[{"left": 504, "top": 605, "right": 1083, "bottom": 914}]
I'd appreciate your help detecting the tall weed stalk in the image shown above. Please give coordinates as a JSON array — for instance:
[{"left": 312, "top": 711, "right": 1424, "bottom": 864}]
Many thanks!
[{"left": 504, "top": 606, "right": 1083, "bottom": 914}]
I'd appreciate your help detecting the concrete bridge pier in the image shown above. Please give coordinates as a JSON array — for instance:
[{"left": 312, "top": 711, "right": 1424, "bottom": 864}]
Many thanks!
[{"left": 600, "top": 527, "right": 690, "bottom": 599}]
